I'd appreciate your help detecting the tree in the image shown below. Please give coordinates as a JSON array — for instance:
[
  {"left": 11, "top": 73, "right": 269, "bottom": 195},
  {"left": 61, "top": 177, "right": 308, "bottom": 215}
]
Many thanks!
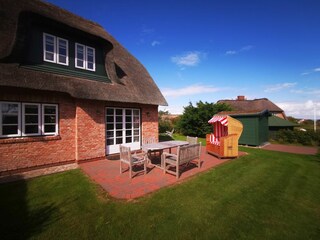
[{"left": 176, "top": 101, "right": 232, "bottom": 137}]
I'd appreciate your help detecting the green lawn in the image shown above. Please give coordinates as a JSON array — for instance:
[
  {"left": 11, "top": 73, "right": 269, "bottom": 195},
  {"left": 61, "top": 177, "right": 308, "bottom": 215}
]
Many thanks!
[{"left": 1, "top": 148, "right": 320, "bottom": 239}]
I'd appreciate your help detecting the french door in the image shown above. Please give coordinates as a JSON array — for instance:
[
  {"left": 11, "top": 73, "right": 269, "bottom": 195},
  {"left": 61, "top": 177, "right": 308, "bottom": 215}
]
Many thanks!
[{"left": 106, "top": 108, "right": 140, "bottom": 154}]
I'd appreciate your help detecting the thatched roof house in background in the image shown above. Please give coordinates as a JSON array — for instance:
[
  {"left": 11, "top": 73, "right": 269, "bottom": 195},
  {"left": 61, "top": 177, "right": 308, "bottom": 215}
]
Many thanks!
[
  {"left": 218, "top": 96, "right": 286, "bottom": 119},
  {"left": 217, "top": 96, "right": 297, "bottom": 146},
  {"left": 0, "top": 0, "right": 167, "bottom": 178}
]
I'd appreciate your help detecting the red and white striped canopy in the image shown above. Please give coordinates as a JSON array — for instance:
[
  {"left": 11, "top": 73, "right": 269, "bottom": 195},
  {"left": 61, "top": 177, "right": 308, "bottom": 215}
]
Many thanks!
[{"left": 208, "top": 115, "right": 228, "bottom": 126}]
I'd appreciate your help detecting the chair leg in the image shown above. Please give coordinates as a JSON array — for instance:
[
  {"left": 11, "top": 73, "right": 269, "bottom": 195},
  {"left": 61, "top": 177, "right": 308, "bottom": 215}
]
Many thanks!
[
  {"left": 176, "top": 163, "right": 179, "bottom": 179},
  {"left": 129, "top": 165, "right": 132, "bottom": 178},
  {"left": 120, "top": 161, "right": 122, "bottom": 174}
]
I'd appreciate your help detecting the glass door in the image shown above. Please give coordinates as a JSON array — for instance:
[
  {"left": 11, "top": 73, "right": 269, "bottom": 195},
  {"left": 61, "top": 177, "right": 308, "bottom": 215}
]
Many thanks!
[{"left": 106, "top": 108, "right": 140, "bottom": 154}]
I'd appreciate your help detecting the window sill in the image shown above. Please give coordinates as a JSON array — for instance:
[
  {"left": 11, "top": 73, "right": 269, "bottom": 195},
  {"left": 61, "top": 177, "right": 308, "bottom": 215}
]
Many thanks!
[{"left": 0, "top": 135, "right": 61, "bottom": 144}]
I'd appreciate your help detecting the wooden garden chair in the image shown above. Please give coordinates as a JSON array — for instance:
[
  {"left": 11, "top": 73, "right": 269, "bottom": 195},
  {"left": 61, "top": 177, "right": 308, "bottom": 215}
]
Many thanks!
[{"left": 120, "top": 145, "right": 147, "bottom": 178}]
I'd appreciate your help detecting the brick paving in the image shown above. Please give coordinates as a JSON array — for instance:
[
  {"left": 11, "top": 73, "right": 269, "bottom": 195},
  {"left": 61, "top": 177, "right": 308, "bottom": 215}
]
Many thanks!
[{"left": 80, "top": 147, "right": 242, "bottom": 200}]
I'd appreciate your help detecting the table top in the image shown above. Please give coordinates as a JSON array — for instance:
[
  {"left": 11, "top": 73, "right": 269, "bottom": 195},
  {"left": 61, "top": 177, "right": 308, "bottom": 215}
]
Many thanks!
[{"left": 142, "top": 140, "right": 189, "bottom": 152}]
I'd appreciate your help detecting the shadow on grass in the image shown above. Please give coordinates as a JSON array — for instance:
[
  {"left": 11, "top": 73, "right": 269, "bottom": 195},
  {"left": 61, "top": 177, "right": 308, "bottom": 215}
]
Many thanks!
[{"left": 0, "top": 176, "right": 60, "bottom": 240}]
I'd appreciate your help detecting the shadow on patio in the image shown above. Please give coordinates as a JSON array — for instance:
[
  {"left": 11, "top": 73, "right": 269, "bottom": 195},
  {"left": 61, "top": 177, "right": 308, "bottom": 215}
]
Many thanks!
[{"left": 80, "top": 147, "right": 244, "bottom": 200}]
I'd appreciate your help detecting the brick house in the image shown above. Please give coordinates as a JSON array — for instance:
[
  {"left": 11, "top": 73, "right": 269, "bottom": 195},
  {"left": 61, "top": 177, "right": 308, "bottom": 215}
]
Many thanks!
[{"left": 0, "top": 0, "right": 167, "bottom": 176}]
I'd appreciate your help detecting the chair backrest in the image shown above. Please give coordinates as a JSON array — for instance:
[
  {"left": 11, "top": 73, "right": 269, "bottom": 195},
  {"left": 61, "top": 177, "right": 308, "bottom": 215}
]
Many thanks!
[
  {"left": 186, "top": 136, "right": 198, "bottom": 144},
  {"left": 119, "top": 145, "right": 132, "bottom": 163},
  {"left": 177, "top": 143, "right": 201, "bottom": 164}
]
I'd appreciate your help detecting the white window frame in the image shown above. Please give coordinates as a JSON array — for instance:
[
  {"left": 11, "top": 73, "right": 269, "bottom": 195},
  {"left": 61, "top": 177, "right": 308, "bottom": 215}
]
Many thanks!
[
  {"left": 42, "top": 104, "right": 59, "bottom": 136},
  {"left": 75, "top": 43, "right": 86, "bottom": 69},
  {"left": 0, "top": 102, "right": 59, "bottom": 138},
  {"left": 86, "top": 46, "right": 96, "bottom": 71},
  {"left": 22, "top": 103, "right": 41, "bottom": 136},
  {"left": 0, "top": 102, "right": 21, "bottom": 138},
  {"left": 43, "top": 33, "right": 69, "bottom": 66},
  {"left": 106, "top": 108, "right": 140, "bottom": 154},
  {"left": 43, "top": 33, "right": 56, "bottom": 63},
  {"left": 57, "top": 37, "right": 69, "bottom": 66},
  {"left": 75, "top": 43, "right": 96, "bottom": 71}
]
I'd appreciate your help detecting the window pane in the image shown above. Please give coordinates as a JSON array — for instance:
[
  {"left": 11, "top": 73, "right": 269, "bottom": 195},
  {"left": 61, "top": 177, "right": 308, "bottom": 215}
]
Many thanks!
[
  {"left": 133, "top": 136, "right": 139, "bottom": 142},
  {"left": 44, "top": 106, "right": 56, "bottom": 114},
  {"left": 106, "top": 108, "right": 114, "bottom": 115},
  {"left": 106, "top": 124, "right": 114, "bottom": 130},
  {"left": 116, "top": 123, "right": 122, "bottom": 129},
  {"left": 77, "top": 59, "right": 84, "bottom": 67},
  {"left": 134, "top": 123, "right": 139, "bottom": 128},
  {"left": 2, "top": 115, "right": 18, "bottom": 124},
  {"left": 106, "top": 116, "right": 114, "bottom": 123},
  {"left": 116, "top": 109, "right": 122, "bottom": 115},
  {"left": 59, "top": 55, "right": 66, "bottom": 63},
  {"left": 106, "top": 131, "right": 114, "bottom": 138},
  {"left": 25, "top": 125, "right": 39, "bottom": 134},
  {"left": 107, "top": 139, "right": 114, "bottom": 145},
  {"left": 126, "top": 130, "right": 132, "bottom": 136},
  {"left": 116, "top": 131, "right": 122, "bottom": 137},
  {"left": 25, "top": 115, "right": 39, "bottom": 124},
  {"left": 44, "top": 115, "right": 56, "bottom": 124},
  {"left": 2, "top": 103, "right": 19, "bottom": 114},
  {"left": 134, "top": 129, "right": 139, "bottom": 135},
  {"left": 44, "top": 125, "right": 56, "bottom": 133},
  {"left": 45, "top": 52, "right": 54, "bottom": 61},
  {"left": 116, "top": 116, "right": 122, "bottom": 122},
  {"left": 25, "top": 105, "right": 39, "bottom": 114},
  {"left": 116, "top": 138, "right": 123, "bottom": 144},
  {"left": 3, "top": 125, "right": 18, "bottom": 135},
  {"left": 126, "top": 137, "right": 132, "bottom": 143},
  {"left": 87, "top": 62, "right": 93, "bottom": 70},
  {"left": 126, "top": 123, "right": 132, "bottom": 129},
  {"left": 125, "top": 116, "right": 131, "bottom": 122}
]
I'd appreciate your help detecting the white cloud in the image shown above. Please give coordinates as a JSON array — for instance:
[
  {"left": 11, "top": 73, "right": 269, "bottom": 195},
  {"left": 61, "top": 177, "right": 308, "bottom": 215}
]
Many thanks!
[
  {"left": 291, "top": 88, "right": 320, "bottom": 95},
  {"left": 151, "top": 41, "right": 160, "bottom": 47},
  {"left": 225, "top": 45, "right": 254, "bottom": 56},
  {"left": 264, "top": 82, "right": 297, "bottom": 92},
  {"left": 161, "top": 84, "right": 221, "bottom": 98},
  {"left": 171, "top": 51, "right": 205, "bottom": 67},
  {"left": 277, "top": 100, "right": 320, "bottom": 119},
  {"left": 225, "top": 50, "right": 237, "bottom": 55},
  {"left": 301, "top": 67, "right": 320, "bottom": 76}
]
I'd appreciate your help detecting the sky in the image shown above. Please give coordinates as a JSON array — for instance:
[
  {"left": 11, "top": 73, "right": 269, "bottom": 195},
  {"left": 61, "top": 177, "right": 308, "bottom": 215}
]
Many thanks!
[{"left": 46, "top": 0, "right": 320, "bottom": 119}]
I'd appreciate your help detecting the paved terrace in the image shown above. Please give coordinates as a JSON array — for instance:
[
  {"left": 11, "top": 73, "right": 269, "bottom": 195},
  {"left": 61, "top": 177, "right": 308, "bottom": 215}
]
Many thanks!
[{"left": 80, "top": 147, "right": 242, "bottom": 200}]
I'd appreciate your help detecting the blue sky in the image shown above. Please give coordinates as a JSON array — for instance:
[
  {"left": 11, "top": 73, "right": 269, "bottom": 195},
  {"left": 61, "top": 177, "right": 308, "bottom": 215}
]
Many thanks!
[{"left": 46, "top": 0, "right": 320, "bottom": 119}]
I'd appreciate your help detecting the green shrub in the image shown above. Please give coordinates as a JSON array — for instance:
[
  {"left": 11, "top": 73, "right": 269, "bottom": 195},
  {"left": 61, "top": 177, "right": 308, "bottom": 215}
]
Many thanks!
[
  {"left": 175, "top": 101, "right": 232, "bottom": 138},
  {"left": 273, "top": 129, "right": 320, "bottom": 146}
]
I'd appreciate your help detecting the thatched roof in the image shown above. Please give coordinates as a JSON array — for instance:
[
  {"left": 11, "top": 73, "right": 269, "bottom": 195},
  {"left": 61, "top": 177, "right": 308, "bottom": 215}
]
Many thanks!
[
  {"left": 218, "top": 97, "right": 283, "bottom": 113},
  {"left": 0, "top": 0, "right": 167, "bottom": 106}
]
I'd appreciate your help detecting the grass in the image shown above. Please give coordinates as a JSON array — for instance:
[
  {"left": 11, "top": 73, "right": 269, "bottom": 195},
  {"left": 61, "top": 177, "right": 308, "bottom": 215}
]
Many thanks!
[{"left": 1, "top": 148, "right": 320, "bottom": 239}]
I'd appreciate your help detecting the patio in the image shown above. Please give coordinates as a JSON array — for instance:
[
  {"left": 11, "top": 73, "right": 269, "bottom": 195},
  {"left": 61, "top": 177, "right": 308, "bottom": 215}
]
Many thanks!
[{"left": 80, "top": 146, "right": 244, "bottom": 199}]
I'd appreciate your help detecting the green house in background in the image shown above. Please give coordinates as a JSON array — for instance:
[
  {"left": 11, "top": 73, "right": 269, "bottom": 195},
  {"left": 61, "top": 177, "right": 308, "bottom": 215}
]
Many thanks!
[
  {"left": 219, "top": 110, "right": 270, "bottom": 146},
  {"left": 268, "top": 115, "right": 298, "bottom": 138}
]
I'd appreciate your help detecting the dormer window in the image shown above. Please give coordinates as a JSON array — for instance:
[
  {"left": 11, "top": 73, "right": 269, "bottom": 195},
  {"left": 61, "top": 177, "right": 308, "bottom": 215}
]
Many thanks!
[
  {"left": 43, "top": 33, "right": 69, "bottom": 66},
  {"left": 75, "top": 43, "right": 95, "bottom": 71}
]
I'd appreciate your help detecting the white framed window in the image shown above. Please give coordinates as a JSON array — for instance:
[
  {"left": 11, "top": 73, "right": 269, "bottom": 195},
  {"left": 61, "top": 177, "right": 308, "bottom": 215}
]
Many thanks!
[
  {"left": 106, "top": 108, "right": 140, "bottom": 154},
  {"left": 0, "top": 102, "right": 59, "bottom": 138},
  {"left": 57, "top": 37, "right": 69, "bottom": 65},
  {"left": 43, "top": 33, "right": 56, "bottom": 63},
  {"left": 22, "top": 103, "right": 41, "bottom": 136},
  {"left": 75, "top": 43, "right": 96, "bottom": 71},
  {"left": 75, "top": 43, "right": 85, "bottom": 69},
  {"left": 42, "top": 104, "right": 58, "bottom": 135},
  {"left": 86, "top": 46, "right": 96, "bottom": 71},
  {"left": 43, "top": 33, "right": 69, "bottom": 66},
  {"left": 0, "top": 102, "right": 21, "bottom": 137}
]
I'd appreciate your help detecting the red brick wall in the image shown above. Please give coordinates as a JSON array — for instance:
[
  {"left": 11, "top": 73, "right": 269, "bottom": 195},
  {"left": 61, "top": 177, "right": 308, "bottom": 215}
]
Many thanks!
[
  {"left": 0, "top": 87, "right": 160, "bottom": 174},
  {"left": 76, "top": 99, "right": 105, "bottom": 161}
]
